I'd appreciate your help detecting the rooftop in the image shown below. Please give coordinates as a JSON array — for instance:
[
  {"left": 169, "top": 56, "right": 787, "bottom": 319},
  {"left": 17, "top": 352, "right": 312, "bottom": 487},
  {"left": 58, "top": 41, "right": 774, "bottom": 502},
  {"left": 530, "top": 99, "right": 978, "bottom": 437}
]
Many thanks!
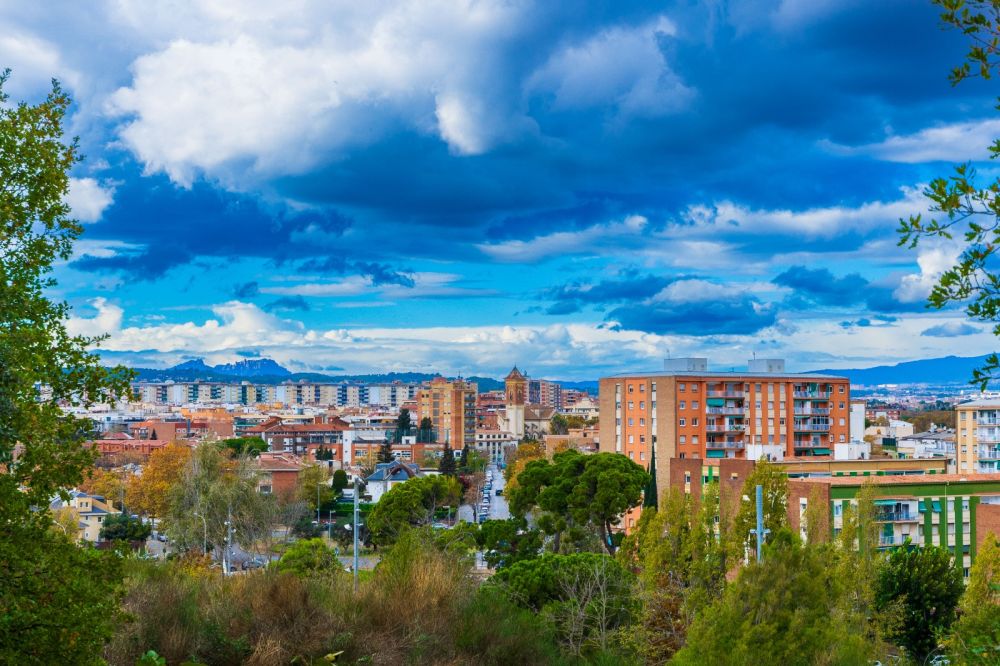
[
  {"left": 794, "top": 473, "right": 1000, "bottom": 487},
  {"left": 957, "top": 399, "right": 1000, "bottom": 408},
  {"left": 605, "top": 370, "right": 847, "bottom": 380}
]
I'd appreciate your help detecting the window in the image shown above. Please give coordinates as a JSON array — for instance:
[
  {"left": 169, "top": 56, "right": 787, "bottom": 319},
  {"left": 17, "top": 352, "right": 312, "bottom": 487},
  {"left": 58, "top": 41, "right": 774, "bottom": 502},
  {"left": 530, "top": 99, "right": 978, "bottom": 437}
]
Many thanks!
[
  {"left": 651, "top": 401, "right": 657, "bottom": 409},
  {"left": 639, "top": 384, "right": 645, "bottom": 393},
  {"left": 628, "top": 385, "right": 634, "bottom": 393},
  {"left": 691, "top": 401, "right": 699, "bottom": 410},
  {"left": 628, "top": 401, "right": 634, "bottom": 410},
  {"left": 690, "top": 384, "right": 699, "bottom": 393},
  {"left": 779, "top": 417, "right": 786, "bottom": 426},
  {"left": 628, "top": 435, "right": 634, "bottom": 444},
  {"left": 839, "top": 434, "right": 846, "bottom": 442},
  {"left": 628, "top": 418, "right": 633, "bottom": 426},
  {"left": 692, "top": 435, "right": 699, "bottom": 444},
  {"left": 679, "top": 383, "right": 686, "bottom": 391},
  {"left": 628, "top": 451, "right": 634, "bottom": 459},
  {"left": 640, "top": 451, "right": 645, "bottom": 460},
  {"left": 768, "top": 401, "right": 774, "bottom": 411},
  {"left": 680, "top": 401, "right": 687, "bottom": 409},
  {"left": 640, "top": 435, "right": 646, "bottom": 443},
  {"left": 692, "top": 418, "right": 699, "bottom": 426},
  {"left": 639, "top": 401, "right": 645, "bottom": 409},
  {"left": 839, "top": 402, "right": 845, "bottom": 410},
  {"left": 679, "top": 418, "right": 686, "bottom": 426},
  {"left": 639, "top": 418, "right": 645, "bottom": 426},
  {"left": 680, "top": 435, "right": 687, "bottom": 444},
  {"left": 839, "top": 418, "right": 845, "bottom": 426}
]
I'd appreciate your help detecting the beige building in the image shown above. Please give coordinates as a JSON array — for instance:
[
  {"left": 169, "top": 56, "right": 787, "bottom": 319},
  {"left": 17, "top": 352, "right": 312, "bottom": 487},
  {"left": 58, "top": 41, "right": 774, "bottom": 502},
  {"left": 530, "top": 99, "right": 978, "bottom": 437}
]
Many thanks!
[
  {"left": 49, "top": 490, "right": 120, "bottom": 543},
  {"left": 956, "top": 399, "right": 1000, "bottom": 474},
  {"left": 416, "top": 377, "right": 477, "bottom": 447}
]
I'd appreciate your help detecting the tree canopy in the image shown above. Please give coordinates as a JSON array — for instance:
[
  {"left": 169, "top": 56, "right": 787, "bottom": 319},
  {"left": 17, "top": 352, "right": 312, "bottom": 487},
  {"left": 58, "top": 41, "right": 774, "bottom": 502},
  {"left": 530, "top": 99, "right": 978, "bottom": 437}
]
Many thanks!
[
  {"left": 219, "top": 436, "right": 267, "bottom": 458},
  {"left": 367, "top": 475, "right": 462, "bottom": 545}
]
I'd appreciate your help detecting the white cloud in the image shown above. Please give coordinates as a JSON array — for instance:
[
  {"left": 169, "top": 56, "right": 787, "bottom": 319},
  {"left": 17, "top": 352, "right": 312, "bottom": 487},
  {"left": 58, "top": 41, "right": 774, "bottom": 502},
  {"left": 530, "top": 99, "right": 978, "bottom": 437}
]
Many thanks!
[
  {"left": 0, "top": 32, "right": 81, "bottom": 94},
  {"left": 825, "top": 118, "right": 1000, "bottom": 163},
  {"left": 893, "top": 240, "right": 962, "bottom": 303},
  {"left": 66, "top": 177, "right": 115, "bottom": 222},
  {"left": 478, "top": 215, "right": 648, "bottom": 262},
  {"left": 106, "top": 1, "right": 533, "bottom": 185},
  {"left": 526, "top": 16, "right": 693, "bottom": 118},
  {"left": 66, "top": 298, "right": 123, "bottom": 337},
  {"left": 260, "top": 272, "right": 491, "bottom": 299}
]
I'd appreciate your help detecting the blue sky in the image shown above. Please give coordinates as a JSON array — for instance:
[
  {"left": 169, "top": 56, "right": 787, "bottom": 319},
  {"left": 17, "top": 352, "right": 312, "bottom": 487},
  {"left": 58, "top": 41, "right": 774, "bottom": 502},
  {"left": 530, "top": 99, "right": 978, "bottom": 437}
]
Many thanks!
[{"left": 4, "top": 0, "right": 999, "bottom": 379}]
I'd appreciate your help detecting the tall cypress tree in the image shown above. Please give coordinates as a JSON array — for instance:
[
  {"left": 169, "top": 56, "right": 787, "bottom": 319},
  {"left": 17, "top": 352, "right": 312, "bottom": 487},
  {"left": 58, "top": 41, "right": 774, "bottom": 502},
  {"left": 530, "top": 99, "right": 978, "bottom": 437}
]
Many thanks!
[
  {"left": 438, "top": 443, "right": 457, "bottom": 476},
  {"left": 643, "top": 442, "right": 658, "bottom": 509}
]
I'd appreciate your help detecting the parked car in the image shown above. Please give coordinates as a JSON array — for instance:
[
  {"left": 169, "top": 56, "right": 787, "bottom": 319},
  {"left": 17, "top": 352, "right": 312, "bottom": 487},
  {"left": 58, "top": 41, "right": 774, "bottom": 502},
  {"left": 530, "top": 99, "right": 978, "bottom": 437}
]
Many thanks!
[
  {"left": 496, "top": 489, "right": 503, "bottom": 496},
  {"left": 155, "top": 532, "right": 168, "bottom": 543},
  {"left": 241, "top": 557, "right": 266, "bottom": 570}
]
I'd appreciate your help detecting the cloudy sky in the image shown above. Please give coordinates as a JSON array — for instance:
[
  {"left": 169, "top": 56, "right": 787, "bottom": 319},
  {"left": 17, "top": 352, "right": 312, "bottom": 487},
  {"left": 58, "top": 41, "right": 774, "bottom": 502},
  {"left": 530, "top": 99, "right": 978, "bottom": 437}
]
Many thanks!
[{"left": 4, "top": 0, "right": 998, "bottom": 379}]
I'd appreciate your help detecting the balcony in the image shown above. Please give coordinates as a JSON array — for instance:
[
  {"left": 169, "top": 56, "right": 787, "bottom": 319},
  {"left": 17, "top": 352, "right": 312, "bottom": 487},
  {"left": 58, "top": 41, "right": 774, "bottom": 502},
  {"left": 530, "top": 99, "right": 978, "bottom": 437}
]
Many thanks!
[
  {"left": 876, "top": 511, "right": 918, "bottom": 523},
  {"left": 976, "top": 428, "right": 1000, "bottom": 443},
  {"left": 793, "top": 421, "right": 831, "bottom": 432},
  {"left": 706, "top": 439, "right": 744, "bottom": 449},
  {"left": 793, "top": 391, "right": 831, "bottom": 399},
  {"left": 793, "top": 407, "right": 830, "bottom": 416},
  {"left": 707, "top": 389, "right": 744, "bottom": 398},
  {"left": 878, "top": 536, "right": 896, "bottom": 547},
  {"left": 978, "top": 447, "right": 1000, "bottom": 461},
  {"left": 706, "top": 406, "right": 746, "bottom": 415},
  {"left": 705, "top": 423, "right": 746, "bottom": 433}
]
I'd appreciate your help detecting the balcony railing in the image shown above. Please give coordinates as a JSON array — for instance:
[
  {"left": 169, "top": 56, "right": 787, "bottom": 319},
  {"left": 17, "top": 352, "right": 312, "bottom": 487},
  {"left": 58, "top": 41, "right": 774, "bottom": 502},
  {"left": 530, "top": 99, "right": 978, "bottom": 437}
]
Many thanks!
[
  {"left": 876, "top": 511, "right": 918, "bottom": 523},
  {"left": 706, "top": 406, "right": 746, "bottom": 415},
  {"left": 706, "top": 440, "right": 744, "bottom": 449},
  {"left": 793, "top": 422, "right": 831, "bottom": 432},
  {"left": 793, "top": 391, "right": 831, "bottom": 399},
  {"left": 793, "top": 407, "right": 830, "bottom": 416},
  {"left": 878, "top": 536, "right": 896, "bottom": 547},
  {"left": 978, "top": 447, "right": 1000, "bottom": 461},
  {"left": 706, "top": 390, "right": 744, "bottom": 398},
  {"left": 976, "top": 429, "right": 1000, "bottom": 443}
]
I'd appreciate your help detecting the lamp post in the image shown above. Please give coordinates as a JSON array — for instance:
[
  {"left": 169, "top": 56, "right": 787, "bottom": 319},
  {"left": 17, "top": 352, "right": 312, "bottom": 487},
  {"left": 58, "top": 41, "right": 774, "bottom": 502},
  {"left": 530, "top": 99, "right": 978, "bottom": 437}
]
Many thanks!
[
  {"left": 193, "top": 511, "right": 208, "bottom": 556},
  {"left": 353, "top": 475, "right": 360, "bottom": 594}
]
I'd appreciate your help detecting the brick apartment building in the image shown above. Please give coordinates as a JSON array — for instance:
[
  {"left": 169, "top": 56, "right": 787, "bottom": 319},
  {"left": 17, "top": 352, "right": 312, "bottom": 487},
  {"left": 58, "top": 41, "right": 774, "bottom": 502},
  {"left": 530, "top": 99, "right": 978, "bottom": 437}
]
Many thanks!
[
  {"left": 416, "top": 377, "right": 477, "bottom": 448},
  {"left": 956, "top": 398, "right": 1000, "bottom": 474},
  {"left": 599, "top": 358, "right": 851, "bottom": 470}
]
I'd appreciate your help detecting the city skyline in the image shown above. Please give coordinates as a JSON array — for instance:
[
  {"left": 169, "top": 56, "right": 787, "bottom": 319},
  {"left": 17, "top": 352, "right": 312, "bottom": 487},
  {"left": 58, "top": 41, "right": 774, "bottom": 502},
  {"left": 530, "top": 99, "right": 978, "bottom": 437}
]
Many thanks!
[{"left": 3, "top": 1, "right": 998, "bottom": 379}]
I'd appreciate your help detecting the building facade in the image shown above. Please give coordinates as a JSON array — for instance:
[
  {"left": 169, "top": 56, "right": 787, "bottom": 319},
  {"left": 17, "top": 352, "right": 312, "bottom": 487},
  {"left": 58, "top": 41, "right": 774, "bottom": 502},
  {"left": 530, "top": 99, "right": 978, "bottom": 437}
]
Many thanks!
[
  {"left": 956, "top": 399, "right": 1000, "bottom": 474},
  {"left": 415, "top": 377, "right": 477, "bottom": 447},
  {"left": 599, "top": 358, "right": 851, "bottom": 471}
]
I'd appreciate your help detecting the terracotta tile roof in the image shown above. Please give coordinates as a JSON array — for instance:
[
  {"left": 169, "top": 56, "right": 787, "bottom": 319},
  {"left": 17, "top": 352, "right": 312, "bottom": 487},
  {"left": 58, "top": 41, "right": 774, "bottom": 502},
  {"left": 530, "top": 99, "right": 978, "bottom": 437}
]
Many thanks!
[{"left": 794, "top": 473, "right": 1000, "bottom": 486}]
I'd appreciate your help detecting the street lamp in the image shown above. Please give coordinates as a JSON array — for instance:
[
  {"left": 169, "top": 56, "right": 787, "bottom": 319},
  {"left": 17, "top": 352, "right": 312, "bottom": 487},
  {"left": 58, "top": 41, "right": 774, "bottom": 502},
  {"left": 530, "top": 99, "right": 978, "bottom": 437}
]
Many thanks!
[{"left": 193, "top": 511, "right": 208, "bottom": 556}]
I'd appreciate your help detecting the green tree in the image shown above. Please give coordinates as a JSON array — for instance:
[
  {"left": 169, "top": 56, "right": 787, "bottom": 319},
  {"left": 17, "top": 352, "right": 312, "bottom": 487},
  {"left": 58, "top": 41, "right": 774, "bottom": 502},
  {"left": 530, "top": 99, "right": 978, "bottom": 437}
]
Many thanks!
[
  {"left": 297, "top": 463, "right": 335, "bottom": 513},
  {"left": 729, "top": 458, "right": 788, "bottom": 560},
  {"left": 875, "top": 544, "right": 964, "bottom": 663},
  {"left": 367, "top": 475, "right": 462, "bottom": 545},
  {"left": 492, "top": 552, "right": 637, "bottom": 657},
  {"left": 331, "top": 468, "right": 349, "bottom": 494},
  {"left": 99, "top": 513, "right": 152, "bottom": 543},
  {"left": 674, "top": 531, "right": 876, "bottom": 665},
  {"left": 642, "top": 443, "right": 657, "bottom": 509},
  {"left": 945, "top": 532, "right": 1000, "bottom": 664},
  {"left": 549, "top": 413, "right": 569, "bottom": 435},
  {"left": 395, "top": 408, "right": 412, "bottom": 438},
  {"left": 509, "top": 450, "right": 647, "bottom": 555},
  {"left": 418, "top": 416, "right": 434, "bottom": 442},
  {"left": 275, "top": 538, "right": 342, "bottom": 577},
  {"left": 458, "top": 444, "right": 470, "bottom": 470},
  {"left": 438, "top": 443, "right": 457, "bottom": 476},
  {"left": 476, "top": 518, "right": 543, "bottom": 569},
  {"left": 219, "top": 436, "right": 267, "bottom": 457},
  {"left": 378, "top": 438, "right": 394, "bottom": 463},
  {"left": 898, "top": 1, "right": 1000, "bottom": 387},
  {"left": 0, "top": 72, "right": 132, "bottom": 663}
]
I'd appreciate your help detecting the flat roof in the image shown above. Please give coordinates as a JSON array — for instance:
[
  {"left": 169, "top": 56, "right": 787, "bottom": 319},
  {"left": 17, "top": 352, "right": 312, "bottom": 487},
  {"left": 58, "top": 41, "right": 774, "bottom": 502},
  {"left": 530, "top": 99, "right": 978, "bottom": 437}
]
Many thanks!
[
  {"left": 604, "top": 371, "right": 847, "bottom": 380},
  {"left": 957, "top": 399, "right": 1000, "bottom": 408},
  {"left": 794, "top": 473, "right": 1000, "bottom": 486}
]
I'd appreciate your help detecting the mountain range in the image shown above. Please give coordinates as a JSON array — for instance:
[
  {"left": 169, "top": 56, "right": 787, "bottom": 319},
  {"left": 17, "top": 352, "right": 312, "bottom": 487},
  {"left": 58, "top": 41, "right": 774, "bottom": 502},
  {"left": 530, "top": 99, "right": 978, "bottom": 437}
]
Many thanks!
[{"left": 811, "top": 354, "right": 995, "bottom": 386}]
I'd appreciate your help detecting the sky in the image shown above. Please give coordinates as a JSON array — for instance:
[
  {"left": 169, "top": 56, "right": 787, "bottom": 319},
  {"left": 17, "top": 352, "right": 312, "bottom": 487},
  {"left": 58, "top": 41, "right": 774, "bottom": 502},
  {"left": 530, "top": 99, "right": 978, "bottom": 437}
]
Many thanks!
[{"left": 3, "top": 0, "right": 999, "bottom": 380}]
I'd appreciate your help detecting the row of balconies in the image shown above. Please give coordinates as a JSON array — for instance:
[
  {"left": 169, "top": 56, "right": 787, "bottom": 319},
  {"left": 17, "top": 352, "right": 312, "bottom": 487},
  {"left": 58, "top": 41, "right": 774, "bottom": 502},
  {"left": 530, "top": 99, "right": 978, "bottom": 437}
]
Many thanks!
[
  {"left": 793, "top": 391, "right": 832, "bottom": 399},
  {"left": 793, "top": 421, "right": 831, "bottom": 432},
  {"left": 793, "top": 407, "right": 830, "bottom": 416},
  {"left": 706, "top": 389, "right": 745, "bottom": 398},
  {"left": 705, "top": 422, "right": 746, "bottom": 433}
]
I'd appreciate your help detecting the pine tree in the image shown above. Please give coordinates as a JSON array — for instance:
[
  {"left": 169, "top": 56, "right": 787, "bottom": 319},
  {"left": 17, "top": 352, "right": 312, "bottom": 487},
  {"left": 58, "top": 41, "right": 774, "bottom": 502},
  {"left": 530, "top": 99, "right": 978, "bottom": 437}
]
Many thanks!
[
  {"left": 459, "top": 445, "right": 470, "bottom": 471},
  {"left": 378, "top": 439, "right": 394, "bottom": 463},
  {"left": 438, "top": 443, "right": 457, "bottom": 476},
  {"left": 149, "top": 428, "right": 158, "bottom": 440}
]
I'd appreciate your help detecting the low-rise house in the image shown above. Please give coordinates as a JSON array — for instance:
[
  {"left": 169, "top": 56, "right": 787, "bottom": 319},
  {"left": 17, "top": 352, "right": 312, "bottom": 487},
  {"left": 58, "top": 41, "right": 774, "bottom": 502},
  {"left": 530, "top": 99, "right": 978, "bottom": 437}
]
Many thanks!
[
  {"left": 365, "top": 460, "right": 423, "bottom": 503},
  {"left": 49, "top": 490, "right": 120, "bottom": 542},
  {"left": 256, "top": 452, "right": 303, "bottom": 500}
]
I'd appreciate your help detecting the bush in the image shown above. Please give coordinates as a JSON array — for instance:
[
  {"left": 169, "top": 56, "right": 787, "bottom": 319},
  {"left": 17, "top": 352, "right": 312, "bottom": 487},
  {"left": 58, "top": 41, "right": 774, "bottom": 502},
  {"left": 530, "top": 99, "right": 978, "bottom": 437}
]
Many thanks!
[{"left": 274, "top": 538, "right": 341, "bottom": 577}]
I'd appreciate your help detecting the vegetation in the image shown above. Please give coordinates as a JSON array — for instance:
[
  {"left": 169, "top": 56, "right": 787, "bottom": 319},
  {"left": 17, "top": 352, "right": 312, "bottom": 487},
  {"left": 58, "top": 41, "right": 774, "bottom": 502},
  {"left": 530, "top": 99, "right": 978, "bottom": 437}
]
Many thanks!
[
  {"left": 946, "top": 533, "right": 1000, "bottom": 664},
  {"left": 99, "top": 513, "right": 153, "bottom": 543},
  {"left": 274, "top": 538, "right": 341, "bottom": 577},
  {"left": 0, "top": 72, "right": 132, "bottom": 664},
  {"left": 126, "top": 442, "right": 191, "bottom": 522},
  {"left": 438, "top": 443, "right": 457, "bottom": 475},
  {"left": 366, "top": 475, "right": 463, "bottom": 545},
  {"left": 219, "top": 436, "right": 267, "bottom": 458}
]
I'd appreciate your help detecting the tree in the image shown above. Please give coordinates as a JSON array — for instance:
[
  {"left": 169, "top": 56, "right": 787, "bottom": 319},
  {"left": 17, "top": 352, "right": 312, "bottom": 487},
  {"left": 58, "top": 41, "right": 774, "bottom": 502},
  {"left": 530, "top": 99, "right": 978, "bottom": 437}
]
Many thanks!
[
  {"left": 126, "top": 442, "right": 191, "bottom": 522},
  {"left": 149, "top": 428, "right": 158, "bottom": 440},
  {"left": 492, "top": 552, "right": 637, "bottom": 657},
  {"left": 476, "top": 518, "right": 543, "bottom": 569},
  {"left": 79, "top": 467, "right": 128, "bottom": 510},
  {"left": 0, "top": 72, "right": 132, "bottom": 663},
  {"left": 297, "top": 463, "right": 335, "bottom": 513},
  {"left": 504, "top": 438, "right": 545, "bottom": 488},
  {"left": 220, "top": 436, "right": 267, "bottom": 458},
  {"left": 438, "top": 443, "right": 457, "bottom": 476},
  {"left": 898, "top": 1, "right": 1000, "bottom": 387},
  {"left": 875, "top": 544, "right": 964, "bottom": 663},
  {"left": 395, "top": 408, "right": 412, "bottom": 439},
  {"left": 674, "top": 531, "right": 876, "bottom": 665},
  {"left": 367, "top": 475, "right": 462, "bottom": 545},
  {"left": 331, "top": 468, "right": 349, "bottom": 494},
  {"left": 378, "top": 438, "right": 394, "bottom": 463},
  {"left": 458, "top": 445, "right": 470, "bottom": 470},
  {"left": 49, "top": 506, "right": 81, "bottom": 541},
  {"left": 275, "top": 538, "right": 342, "bottom": 577},
  {"left": 729, "top": 458, "right": 788, "bottom": 560},
  {"left": 549, "top": 413, "right": 570, "bottom": 435},
  {"left": 642, "top": 443, "right": 657, "bottom": 509},
  {"left": 508, "top": 450, "right": 648, "bottom": 555},
  {"left": 946, "top": 532, "right": 1000, "bottom": 664},
  {"left": 418, "top": 416, "right": 434, "bottom": 443},
  {"left": 99, "top": 513, "right": 152, "bottom": 543}
]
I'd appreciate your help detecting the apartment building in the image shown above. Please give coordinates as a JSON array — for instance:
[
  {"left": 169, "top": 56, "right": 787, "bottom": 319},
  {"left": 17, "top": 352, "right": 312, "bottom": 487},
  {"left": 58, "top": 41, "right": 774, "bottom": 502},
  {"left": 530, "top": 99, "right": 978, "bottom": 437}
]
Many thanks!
[
  {"left": 599, "top": 358, "right": 851, "bottom": 469},
  {"left": 132, "top": 380, "right": 420, "bottom": 409},
  {"left": 49, "top": 490, "right": 120, "bottom": 543},
  {"left": 789, "top": 474, "right": 1000, "bottom": 577},
  {"left": 956, "top": 399, "right": 1000, "bottom": 474},
  {"left": 416, "top": 377, "right": 477, "bottom": 447},
  {"left": 528, "top": 379, "right": 563, "bottom": 409}
]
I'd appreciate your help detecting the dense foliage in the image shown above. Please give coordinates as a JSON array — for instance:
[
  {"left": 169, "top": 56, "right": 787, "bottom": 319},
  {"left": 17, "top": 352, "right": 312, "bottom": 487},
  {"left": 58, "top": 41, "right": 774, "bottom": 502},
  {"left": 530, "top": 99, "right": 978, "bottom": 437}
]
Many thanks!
[{"left": 99, "top": 513, "right": 153, "bottom": 543}]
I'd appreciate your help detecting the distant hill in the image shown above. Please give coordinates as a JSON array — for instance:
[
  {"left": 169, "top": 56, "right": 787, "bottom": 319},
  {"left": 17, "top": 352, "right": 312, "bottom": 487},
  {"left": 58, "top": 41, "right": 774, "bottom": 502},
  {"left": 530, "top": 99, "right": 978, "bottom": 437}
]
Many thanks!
[
  {"left": 812, "top": 354, "right": 996, "bottom": 386},
  {"left": 124, "top": 358, "right": 597, "bottom": 394}
]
